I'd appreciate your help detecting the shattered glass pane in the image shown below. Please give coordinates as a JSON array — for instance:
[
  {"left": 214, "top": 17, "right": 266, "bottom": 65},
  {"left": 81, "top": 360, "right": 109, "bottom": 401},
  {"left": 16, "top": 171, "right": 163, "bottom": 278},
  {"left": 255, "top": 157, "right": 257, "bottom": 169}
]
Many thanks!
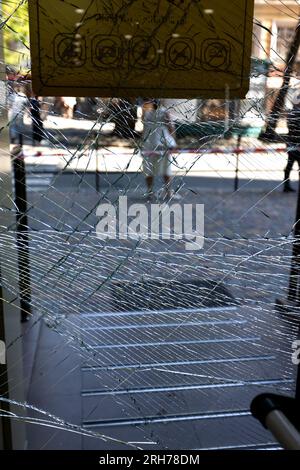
[{"left": 0, "top": 0, "right": 300, "bottom": 451}]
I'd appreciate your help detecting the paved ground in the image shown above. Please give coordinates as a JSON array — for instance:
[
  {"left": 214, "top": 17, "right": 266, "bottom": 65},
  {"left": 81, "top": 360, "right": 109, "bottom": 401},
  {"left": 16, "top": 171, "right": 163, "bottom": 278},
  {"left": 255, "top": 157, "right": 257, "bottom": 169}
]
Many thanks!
[
  {"left": 22, "top": 114, "right": 291, "bottom": 178},
  {"left": 23, "top": 145, "right": 294, "bottom": 183}
]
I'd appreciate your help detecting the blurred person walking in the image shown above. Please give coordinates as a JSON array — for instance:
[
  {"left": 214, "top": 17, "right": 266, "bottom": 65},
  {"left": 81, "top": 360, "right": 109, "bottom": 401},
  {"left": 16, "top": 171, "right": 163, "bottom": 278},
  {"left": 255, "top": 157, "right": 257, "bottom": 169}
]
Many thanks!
[
  {"left": 29, "top": 94, "right": 45, "bottom": 146},
  {"left": 284, "top": 101, "right": 300, "bottom": 192},
  {"left": 103, "top": 98, "right": 137, "bottom": 139},
  {"left": 8, "top": 84, "right": 28, "bottom": 147},
  {"left": 141, "top": 99, "right": 178, "bottom": 201},
  {"left": 63, "top": 97, "right": 77, "bottom": 119}
]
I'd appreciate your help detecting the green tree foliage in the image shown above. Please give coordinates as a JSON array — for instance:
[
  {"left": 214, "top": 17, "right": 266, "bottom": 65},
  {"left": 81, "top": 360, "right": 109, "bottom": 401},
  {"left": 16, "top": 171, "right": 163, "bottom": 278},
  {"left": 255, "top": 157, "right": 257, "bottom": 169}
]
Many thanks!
[{"left": 2, "top": 0, "right": 30, "bottom": 72}]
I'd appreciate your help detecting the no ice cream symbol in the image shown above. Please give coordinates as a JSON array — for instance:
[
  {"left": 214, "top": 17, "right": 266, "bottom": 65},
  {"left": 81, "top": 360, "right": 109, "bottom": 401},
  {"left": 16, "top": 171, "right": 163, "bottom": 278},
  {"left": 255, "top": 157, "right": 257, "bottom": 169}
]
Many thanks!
[{"left": 202, "top": 39, "right": 231, "bottom": 71}]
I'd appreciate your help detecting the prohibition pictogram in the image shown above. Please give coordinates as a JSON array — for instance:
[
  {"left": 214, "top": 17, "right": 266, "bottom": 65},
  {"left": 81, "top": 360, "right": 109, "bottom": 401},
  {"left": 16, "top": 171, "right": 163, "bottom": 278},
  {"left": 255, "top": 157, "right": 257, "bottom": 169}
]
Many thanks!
[
  {"left": 130, "top": 37, "right": 160, "bottom": 69},
  {"left": 166, "top": 39, "right": 195, "bottom": 69},
  {"left": 29, "top": 0, "right": 254, "bottom": 98},
  {"left": 92, "top": 36, "right": 122, "bottom": 68},
  {"left": 201, "top": 39, "right": 231, "bottom": 71},
  {"left": 54, "top": 34, "right": 86, "bottom": 67}
]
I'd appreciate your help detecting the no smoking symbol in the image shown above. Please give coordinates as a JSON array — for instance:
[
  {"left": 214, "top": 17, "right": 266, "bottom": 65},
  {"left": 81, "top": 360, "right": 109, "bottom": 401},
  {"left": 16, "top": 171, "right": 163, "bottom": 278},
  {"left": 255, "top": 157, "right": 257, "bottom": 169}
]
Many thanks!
[
  {"left": 202, "top": 39, "right": 231, "bottom": 71},
  {"left": 167, "top": 39, "right": 195, "bottom": 69}
]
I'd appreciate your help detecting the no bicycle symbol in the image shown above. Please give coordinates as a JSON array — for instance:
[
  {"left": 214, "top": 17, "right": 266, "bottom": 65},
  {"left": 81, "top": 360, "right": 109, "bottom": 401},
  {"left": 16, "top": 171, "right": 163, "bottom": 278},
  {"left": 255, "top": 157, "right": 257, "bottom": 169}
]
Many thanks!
[{"left": 202, "top": 39, "right": 231, "bottom": 71}]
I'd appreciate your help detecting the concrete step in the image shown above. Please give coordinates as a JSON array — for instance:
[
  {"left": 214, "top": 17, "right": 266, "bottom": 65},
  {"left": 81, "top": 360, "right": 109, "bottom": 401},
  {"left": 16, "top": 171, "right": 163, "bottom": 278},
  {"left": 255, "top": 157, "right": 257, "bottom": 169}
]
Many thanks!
[
  {"left": 82, "top": 414, "right": 275, "bottom": 450},
  {"left": 76, "top": 302, "right": 294, "bottom": 450},
  {"left": 81, "top": 355, "right": 281, "bottom": 390}
]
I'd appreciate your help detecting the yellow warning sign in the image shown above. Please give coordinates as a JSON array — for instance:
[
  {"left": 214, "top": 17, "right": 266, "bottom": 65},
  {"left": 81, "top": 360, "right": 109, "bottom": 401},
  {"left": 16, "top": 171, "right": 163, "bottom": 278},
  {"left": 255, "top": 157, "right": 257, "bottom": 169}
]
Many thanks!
[{"left": 28, "top": 0, "right": 254, "bottom": 98}]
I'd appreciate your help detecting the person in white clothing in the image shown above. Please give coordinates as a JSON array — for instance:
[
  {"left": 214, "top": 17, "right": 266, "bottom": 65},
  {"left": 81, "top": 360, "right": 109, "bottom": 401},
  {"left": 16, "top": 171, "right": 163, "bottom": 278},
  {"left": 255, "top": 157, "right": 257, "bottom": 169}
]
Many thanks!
[
  {"left": 141, "top": 99, "right": 177, "bottom": 200},
  {"left": 8, "top": 84, "right": 28, "bottom": 146}
]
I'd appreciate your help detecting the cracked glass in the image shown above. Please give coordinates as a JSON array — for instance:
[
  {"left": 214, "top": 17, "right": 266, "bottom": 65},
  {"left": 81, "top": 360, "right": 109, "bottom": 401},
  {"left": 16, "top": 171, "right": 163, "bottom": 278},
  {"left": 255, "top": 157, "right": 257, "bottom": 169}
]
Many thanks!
[{"left": 0, "top": 0, "right": 300, "bottom": 451}]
